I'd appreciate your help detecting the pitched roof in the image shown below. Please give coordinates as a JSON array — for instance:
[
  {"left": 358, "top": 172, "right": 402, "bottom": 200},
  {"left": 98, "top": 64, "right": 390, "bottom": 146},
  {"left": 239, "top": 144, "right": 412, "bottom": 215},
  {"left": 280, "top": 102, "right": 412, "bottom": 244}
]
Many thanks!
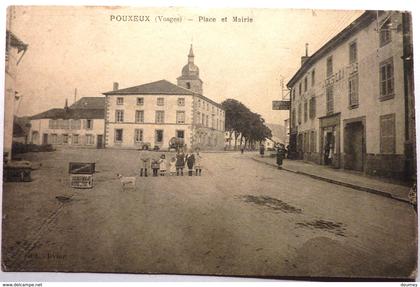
[
  {"left": 31, "top": 108, "right": 104, "bottom": 120},
  {"left": 6, "top": 31, "right": 28, "bottom": 52},
  {"left": 103, "top": 79, "right": 194, "bottom": 96},
  {"left": 287, "top": 11, "right": 376, "bottom": 88},
  {"left": 69, "top": 97, "right": 105, "bottom": 109}
]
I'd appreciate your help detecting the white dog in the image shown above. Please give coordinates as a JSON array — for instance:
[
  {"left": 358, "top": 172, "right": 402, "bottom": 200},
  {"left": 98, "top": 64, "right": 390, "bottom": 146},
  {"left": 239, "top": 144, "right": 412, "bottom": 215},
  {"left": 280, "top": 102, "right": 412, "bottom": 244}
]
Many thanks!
[{"left": 117, "top": 174, "right": 136, "bottom": 191}]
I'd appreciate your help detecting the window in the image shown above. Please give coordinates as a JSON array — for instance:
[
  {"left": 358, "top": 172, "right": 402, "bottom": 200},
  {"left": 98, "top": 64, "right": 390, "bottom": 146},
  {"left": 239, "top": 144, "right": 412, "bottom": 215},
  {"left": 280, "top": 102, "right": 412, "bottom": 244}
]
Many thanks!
[
  {"left": 86, "top": 134, "right": 94, "bottom": 145},
  {"left": 155, "top": 111, "right": 165, "bottom": 123},
  {"left": 309, "top": 97, "right": 316, "bottom": 119},
  {"left": 380, "top": 19, "right": 392, "bottom": 47},
  {"left": 198, "top": 100, "right": 201, "bottom": 108},
  {"left": 117, "top": 97, "right": 124, "bottom": 105},
  {"left": 115, "top": 110, "right": 124, "bottom": 123},
  {"left": 178, "top": 98, "right": 185, "bottom": 106},
  {"left": 135, "top": 110, "right": 144, "bottom": 123},
  {"left": 155, "top": 130, "right": 163, "bottom": 143},
  {"left": 115, "top": 129, "right": 123, "bottom": 143},
  {"left": 62, "top": 134, "right": 68, "bottom": 144},
  {"left": 379, "top": 58, "right": 394, "bottom": 100},
  {"left": 206, "top": 115, "right": 209, "bottom": 127},
  {"left": 137, "top": 97, "right": 144, "bottom": 105},
  {"left": 202, "top": 113, "right": 205, "bottom": 125},
  {"left": 51, "top": 134, "right": 59, "bottom": 144},
  {"left": 197, "top": 112, "right": 201, "bottom": 123},
  {"left": 311, "top": 70, "right": 315, "bottom": 86},
  {"left": 70, "top": 119, "right": 81, "bottom": 130},
  {"left": 211, "top": 115, "right": 215, "bottom": 128},
  {"left": 134, "top": 129, "right": 143, "bottom": 143},
  {"left": 85, "top": 119, "right": 93, "bottom": 130},
  {"left": 61, "top": 120, "right": 69, "bottom": 129},
  {"left": 157, "top": 97, "right": 164, "bottom": 106},
  {"left": 349, "top": 41, "right": 357, "bottom": 64},
  {"left": 49, "top": 119, "right": 59, "bottom": 129},
  {"left": 304, "top": 77, "right": 308, "bottom": 92},
  {"left": 348, "top": 74, "right": 359, "bottom": 108},
  {"left": 298, "top": 103, "right": 302, "bottom": 125},
  {"left": 299, "top": 82, "right": 302, "bottom": 95},
  {"left": 326, "top": 85, "right": 334, "bottom": 114},
  {"left": 207, "top": 103, "right": 209, "bottom": 111},
  {"left": 327, "top": 56, "right": 333, "bottom": 77},
  {"left": 72, "top": 134, "right": 80, "bottom": 145},
  {"left": 380, "top": 114, "right": 395, "bottom": 154},
  {"left": 186, "top": 82, "right": 191, "bottom": 89},
  {"left": 176, "top": 130, "right": 184, "bottom": 139},
  {"left": 176, "top": 111, "right": 185, "bottom": 124},
  {"left": 304, "top": 100, "right": 308, "bottom": 122}
]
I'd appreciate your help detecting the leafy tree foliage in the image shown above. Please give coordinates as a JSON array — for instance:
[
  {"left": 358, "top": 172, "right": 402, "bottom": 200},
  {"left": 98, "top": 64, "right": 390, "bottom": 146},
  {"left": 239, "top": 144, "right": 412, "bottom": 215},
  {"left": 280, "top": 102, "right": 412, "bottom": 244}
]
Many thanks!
[{"left": 221, "top": 99, "right": 272, "bottom": 149}]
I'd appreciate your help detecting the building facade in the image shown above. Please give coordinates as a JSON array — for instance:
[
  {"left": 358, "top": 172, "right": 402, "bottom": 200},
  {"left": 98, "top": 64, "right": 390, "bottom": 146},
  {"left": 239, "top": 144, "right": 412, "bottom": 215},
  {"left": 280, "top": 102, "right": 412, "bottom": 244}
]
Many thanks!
[
  {"left": 29, "top": 97, "right": 105, "bottom": 148},
  {"left": 287, "top": 11, "right": 415, "bottom": 179},
  {"left": 4, "top": 30, "right": 28, "bottom": 160},
  {"left": 103, "top": 46, "right": 225, "bottom": 151}
]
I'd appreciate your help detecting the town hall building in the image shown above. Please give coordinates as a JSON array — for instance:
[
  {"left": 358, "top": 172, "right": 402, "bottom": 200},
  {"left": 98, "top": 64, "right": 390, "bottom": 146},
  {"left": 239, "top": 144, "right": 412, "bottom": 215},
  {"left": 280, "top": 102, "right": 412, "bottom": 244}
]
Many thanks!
[{"left": 103, "top": 45, "right": 225, "bottom": 150}]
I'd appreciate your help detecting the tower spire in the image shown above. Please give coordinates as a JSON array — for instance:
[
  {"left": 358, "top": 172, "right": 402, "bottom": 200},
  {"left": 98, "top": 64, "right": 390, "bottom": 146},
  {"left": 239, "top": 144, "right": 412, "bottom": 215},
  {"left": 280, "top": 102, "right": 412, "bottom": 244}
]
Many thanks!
[{"left": 188, "top": 44, "right": 194, "bottom": 63}]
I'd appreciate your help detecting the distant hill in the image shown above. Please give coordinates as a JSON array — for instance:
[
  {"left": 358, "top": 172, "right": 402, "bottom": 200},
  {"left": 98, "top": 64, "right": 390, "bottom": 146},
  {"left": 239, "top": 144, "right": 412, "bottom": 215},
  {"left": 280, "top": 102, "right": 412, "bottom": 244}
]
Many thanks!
[{"left": 266, "top": 123, "right": 286, "bottom": 143}]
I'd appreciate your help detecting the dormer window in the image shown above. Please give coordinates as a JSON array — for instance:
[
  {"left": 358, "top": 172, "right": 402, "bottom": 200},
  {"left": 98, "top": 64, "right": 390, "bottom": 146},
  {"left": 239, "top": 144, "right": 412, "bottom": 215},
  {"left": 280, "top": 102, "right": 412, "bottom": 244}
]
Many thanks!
[{"left": 380, "top": 19, "right": 392, "bottom": 47}]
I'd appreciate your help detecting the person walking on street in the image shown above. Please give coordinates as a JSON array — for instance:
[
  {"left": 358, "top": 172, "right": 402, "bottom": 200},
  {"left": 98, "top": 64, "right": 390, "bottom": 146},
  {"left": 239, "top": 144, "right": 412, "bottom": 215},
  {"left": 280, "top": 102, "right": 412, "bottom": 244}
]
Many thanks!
[
  {"left": 175, "top": 149, "right": 186, "bottom": 176},
  {"left": 186, "top": 150, "right": 195, "bottom": 176},
  {"left": 241, "top": 146, "right": 244, "bottom": 154},
  {"left": 259, "top": 143, "right": 265, "bottom": 158},
  {"left": 276, "top": 144, "right": 285, "bottom": 169}
]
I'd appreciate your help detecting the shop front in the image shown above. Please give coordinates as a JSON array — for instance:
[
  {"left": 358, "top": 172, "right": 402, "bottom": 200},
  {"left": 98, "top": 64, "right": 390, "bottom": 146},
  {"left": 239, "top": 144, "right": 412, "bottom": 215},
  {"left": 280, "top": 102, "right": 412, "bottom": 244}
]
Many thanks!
[{"left": 319, "top": 113, "right": 341, "bottom": 169}]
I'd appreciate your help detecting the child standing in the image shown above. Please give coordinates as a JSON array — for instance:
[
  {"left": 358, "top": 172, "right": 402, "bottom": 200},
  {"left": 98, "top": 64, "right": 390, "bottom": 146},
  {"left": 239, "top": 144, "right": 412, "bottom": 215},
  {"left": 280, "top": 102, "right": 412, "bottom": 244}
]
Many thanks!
[
  {"left": 159, "top": 154, "right": 167, "bottom": 176},
  {"left": 140, "top": 157, "right": 150, "bottom": 177},
  {"left": 169, "top": 157, "right": 177, "bottom": 176},
  {"left": 175, "top": 150, "right": 186, "bottom": 176},
  {"left": 151, "top": 159, "right": 160, "bottom": 177},
  {"left": 195, "top": 151, "right": 202, "bottom": 176},
  {"left": 186, "top": 151, "right": 195, "bottom": 176}
]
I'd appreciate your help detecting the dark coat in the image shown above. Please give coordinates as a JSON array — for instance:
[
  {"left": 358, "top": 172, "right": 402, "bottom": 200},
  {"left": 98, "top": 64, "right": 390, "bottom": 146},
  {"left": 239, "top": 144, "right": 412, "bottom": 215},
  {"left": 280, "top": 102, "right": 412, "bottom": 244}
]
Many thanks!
[
  {"left": 276, "top": 148, "right": 285, "bottom": 166},
  {"left": 186, "top": 154, "right": 195, "bottom": 169},
  {"left": 175, "top": 153, "right": 185, "bottom": 167}
]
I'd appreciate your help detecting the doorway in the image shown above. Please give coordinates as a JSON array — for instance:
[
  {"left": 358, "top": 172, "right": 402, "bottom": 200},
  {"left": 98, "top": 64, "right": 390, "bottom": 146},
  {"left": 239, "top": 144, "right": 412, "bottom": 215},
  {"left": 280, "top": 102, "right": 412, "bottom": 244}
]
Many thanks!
[
  {"left": 42, "top": 133, "right": 48, "bottom": 145},
  {"left": 97, "top": 135, "right": 103, "bottom": 149},
  {"left": 344, "top": 121, "right": 365, "bottom": 171}
]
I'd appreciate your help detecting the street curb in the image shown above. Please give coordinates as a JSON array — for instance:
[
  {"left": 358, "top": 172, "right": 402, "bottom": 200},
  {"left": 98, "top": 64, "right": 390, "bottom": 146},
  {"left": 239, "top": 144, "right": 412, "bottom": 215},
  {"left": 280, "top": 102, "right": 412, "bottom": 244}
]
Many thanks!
[{"left": 250, "top": 157, "right": 410, "bottom": 204}]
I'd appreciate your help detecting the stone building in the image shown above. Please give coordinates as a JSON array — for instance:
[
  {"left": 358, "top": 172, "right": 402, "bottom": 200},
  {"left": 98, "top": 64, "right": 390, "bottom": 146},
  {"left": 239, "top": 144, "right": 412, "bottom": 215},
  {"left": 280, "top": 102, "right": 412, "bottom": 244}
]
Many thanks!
[
  {"left": 103, "top": 46, "right": 225, "bottom": 150},
  {"left": 29, "top": 97, "right": 105, "bottom": 148},
  {"left": 4, "top": 30, "right": 28, "bottom": 160},
  {"left": 287, "top": 11, "right": 415, "bottom": 179}
]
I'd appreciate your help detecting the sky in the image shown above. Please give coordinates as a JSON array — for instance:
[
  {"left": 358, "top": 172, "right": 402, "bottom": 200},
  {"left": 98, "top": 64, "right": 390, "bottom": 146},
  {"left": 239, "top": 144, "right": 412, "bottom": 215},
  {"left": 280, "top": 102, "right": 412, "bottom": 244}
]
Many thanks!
[{"left": 10, "top": 6, "right": 363, "bottom": 125}]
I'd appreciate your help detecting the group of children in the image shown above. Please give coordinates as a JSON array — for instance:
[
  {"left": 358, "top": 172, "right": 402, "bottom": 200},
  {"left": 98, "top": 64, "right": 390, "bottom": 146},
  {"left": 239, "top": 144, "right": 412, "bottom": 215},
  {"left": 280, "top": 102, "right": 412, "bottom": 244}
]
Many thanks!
[{"left": 140, "top": 150, "right": 203, "bottom": 177}]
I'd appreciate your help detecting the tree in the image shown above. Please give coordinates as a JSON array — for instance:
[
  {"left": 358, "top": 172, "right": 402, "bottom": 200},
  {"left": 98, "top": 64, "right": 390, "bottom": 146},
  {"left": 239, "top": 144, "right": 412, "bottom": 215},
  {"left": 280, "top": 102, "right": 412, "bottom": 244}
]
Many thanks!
[{"left": 221, "top": 99, "right": 272, "bottom": 150}]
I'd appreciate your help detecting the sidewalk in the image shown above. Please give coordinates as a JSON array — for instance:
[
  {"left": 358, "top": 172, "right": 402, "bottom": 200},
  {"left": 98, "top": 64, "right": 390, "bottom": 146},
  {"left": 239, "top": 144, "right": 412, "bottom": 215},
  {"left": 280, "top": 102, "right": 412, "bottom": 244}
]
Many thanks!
[{"left": 250, "top": 154, "right": 412, "bottom": 204}]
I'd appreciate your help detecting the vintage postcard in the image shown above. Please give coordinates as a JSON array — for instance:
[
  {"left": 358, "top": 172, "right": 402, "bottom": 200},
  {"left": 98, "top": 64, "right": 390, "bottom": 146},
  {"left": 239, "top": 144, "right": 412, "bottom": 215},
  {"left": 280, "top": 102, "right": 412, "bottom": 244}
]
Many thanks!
[{"left": 2, "top": 5, "right": 417, "bottom": 280}]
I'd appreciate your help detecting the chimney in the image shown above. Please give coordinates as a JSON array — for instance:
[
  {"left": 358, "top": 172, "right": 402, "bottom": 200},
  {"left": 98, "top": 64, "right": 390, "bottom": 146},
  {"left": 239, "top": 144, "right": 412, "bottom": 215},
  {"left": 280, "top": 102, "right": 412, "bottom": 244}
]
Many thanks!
[
  {"left": 301, "top": 43, "right": 310, "bottom": 66},
  {"left": 64, "top": 98, "right": 69, "bottom": 111},
  {"left": 113, "top": 82, "right": 119, "bottom": 91}
]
